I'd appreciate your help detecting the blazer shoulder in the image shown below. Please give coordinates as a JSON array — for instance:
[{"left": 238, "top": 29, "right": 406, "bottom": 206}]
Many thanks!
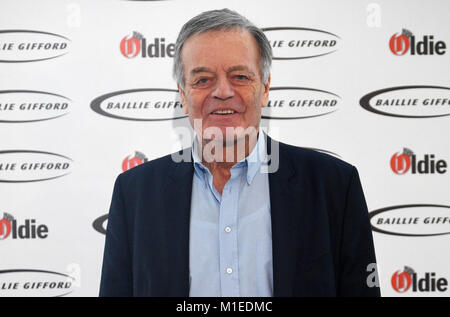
[{"left": 279, "top": 140, "right": 354, "bottom": 174}]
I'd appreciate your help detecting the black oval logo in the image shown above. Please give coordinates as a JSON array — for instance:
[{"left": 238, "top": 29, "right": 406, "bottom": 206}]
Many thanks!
[
  {"left": 0, "top": 30, "right": 70, "bottom": 63},
  {"left": 93, "top": 214, "right": 108, "bottom": 235},
  {"left": 360, "top": 85, "right": 450, "bottom": 118},
  {"left": 90, "top": 88, "right": 187, "bottom": 121},
  {"left": 369, "top": 204, "right": 450, "bottom": 237},
  {"left": 262, "top": 27, "right": 340, "bottom": 60},
  {"left": 0, "top": 90, "right": 71, "bottom": 123},
  {"left": 263, "top": 87, "right": 340, "bottom": 119},
  {"left": 0, "top": 150, "right": 73, "bottom": 183},
  {"left": 0, "top": 269, "right": 76, "bottom": 297}
]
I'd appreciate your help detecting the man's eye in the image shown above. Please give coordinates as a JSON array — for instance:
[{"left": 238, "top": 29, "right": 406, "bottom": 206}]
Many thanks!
[
  {"left": 233, "top": 74, "right": 251, "bottom": 83},
  {"left": 195, "top": 78, "right": 209, "bottom": 85}
]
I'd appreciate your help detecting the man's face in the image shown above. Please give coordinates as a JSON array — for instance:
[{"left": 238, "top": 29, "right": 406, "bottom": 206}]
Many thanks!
[{"left": 178, "top": 28, "right": 270, "bottom": 142}]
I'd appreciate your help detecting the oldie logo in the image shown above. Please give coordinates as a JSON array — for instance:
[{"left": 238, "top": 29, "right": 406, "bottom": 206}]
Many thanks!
[
  {"left": 389, "top": 28, "right": 446, "bottom": 56},
  {"left": 0, "top": 30, "right": 70, "bottom": 63},
  {"left": 120, "top": 31, "right": 175, "bottom": 59},
  {"left": 0, "top": 150, "right": 73, "bottom": 183},
  {"left": 360, "top": 85, "right": 450, "bottom": 118},
  {"left": 262, "top": 27, "right": 340, "bottom": 59},
  {"left": 0, "top": 269, "right": 76, "bottom": 297},
  {"left": 369, "top": 204, "right": 450, "bottom": 237},
  {"left": 392, "top": 266, "right": 448, "bottom": 293},
  {"left": 0, "top": 213, "right": 48, "bottom": 240},
  {"left": 90, "top": 88, "right": 186, "bottom": 121},
  {"left": 390, "top": 148, "right": 447, "bottom": 175},
  {"left": 0, "top": 90, "right": 71, "bottom": 123},
  {"left": 263, "top": 87, "right": 339, "bottom": 119},
  {"left": 122, "top": 151, "right": 148, "bottom": 172}
]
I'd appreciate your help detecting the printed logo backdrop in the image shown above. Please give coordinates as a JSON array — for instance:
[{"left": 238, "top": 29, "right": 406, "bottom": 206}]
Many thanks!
[{"left": 0, "top": 0, "right": 448, "bottom": 297}]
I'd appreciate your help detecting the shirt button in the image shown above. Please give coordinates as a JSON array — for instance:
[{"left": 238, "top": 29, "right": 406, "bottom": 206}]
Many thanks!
[
  {"left": 226, "top": 268, "right": 233, "bottom": 274},
  {"left": 225, "top": 227, "right": 232, "bottom": 233}
]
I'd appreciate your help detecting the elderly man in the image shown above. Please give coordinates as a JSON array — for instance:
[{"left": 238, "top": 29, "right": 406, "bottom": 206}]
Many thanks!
[{"left": 99, "top": 9, "right": 380, "bottom": 297}]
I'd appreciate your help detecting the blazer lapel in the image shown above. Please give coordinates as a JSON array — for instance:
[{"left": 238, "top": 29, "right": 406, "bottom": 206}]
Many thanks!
[
  {"left": 164, "top": 148, "right": 194, "bottom": 296},
  {"left": 266, "top": 135, "right": 307, "bottom": 296}
]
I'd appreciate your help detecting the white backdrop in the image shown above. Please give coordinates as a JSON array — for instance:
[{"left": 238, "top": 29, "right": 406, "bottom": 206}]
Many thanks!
[{"left": 0, "top": 0, "right": 449, "bottom": 297}]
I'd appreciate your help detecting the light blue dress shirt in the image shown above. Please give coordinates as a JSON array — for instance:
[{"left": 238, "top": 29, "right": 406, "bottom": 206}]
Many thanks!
[{"left": 188, "top": 127, "right": 273, "bottom": 297}]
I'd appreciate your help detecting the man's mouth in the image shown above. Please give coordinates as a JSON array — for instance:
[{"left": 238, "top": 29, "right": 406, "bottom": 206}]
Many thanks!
[{"left": 211, "top": 109, "right": 237, "bottom": 115}]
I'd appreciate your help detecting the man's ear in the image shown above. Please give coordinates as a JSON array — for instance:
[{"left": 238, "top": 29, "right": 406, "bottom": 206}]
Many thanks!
[
  {"left": 261, "top": 74, "right": 271, "bottom": 108},
  {"left": 178, "top": 83, "right": 189, "bottom": 115}
]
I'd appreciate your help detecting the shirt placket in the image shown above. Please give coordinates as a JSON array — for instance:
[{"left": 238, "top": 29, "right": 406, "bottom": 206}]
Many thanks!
[{"left": 218, "top": 169, "right": 241, "bottom": 297}]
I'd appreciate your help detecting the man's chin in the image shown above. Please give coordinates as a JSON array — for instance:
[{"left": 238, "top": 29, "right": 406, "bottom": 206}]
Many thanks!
[{"left": 201, "top": 125, "right": 258, "bottom": 145}]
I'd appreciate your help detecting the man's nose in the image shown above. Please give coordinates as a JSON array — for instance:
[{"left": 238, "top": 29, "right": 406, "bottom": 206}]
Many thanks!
[{"left": 211, "top": 77, "right": 234, "bottom": 100}]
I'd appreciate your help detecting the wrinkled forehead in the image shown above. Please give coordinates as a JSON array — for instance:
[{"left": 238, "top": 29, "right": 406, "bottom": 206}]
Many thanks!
[{"left": 181, "top": 29, "right": 261, "bottom": 76}]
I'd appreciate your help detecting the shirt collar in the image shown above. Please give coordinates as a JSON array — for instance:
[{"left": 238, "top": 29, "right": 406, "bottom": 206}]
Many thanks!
[{"left": 191, "top": 126, "right": 266, "bottom": 186}]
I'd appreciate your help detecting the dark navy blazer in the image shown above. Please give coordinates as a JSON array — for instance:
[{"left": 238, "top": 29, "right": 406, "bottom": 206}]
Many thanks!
[{"left": 99, "top": 135, "right": 380, "bottom": 297}]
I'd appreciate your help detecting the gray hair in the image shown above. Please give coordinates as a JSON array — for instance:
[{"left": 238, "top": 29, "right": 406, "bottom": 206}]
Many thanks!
[{"left": 173, "top": 8, "right": 272, "bottom": 89}]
